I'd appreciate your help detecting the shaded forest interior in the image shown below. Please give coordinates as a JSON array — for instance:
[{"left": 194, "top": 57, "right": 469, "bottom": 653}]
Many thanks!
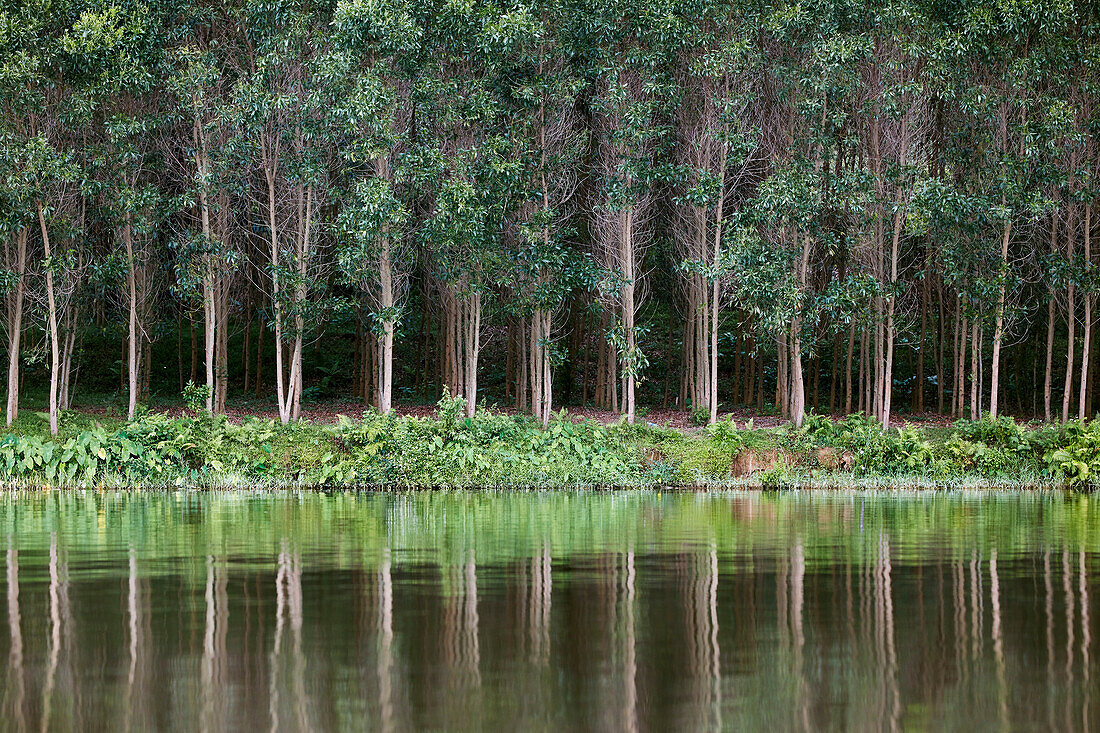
[{"left": 2, "top": 0, "right": 1098, "bottom": 434}]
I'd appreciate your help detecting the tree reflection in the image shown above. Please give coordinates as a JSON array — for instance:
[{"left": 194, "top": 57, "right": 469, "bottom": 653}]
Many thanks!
[
  {"left": 6, "top": 541, "right": 24, "bottom": 733},
  {"left": 0, "top": 491, "right": 1094, "bottom": 730}
]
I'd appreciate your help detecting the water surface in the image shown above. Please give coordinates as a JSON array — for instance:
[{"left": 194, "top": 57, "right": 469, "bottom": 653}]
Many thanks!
[{"left": 0, "top": 490, "right": 1096, "bottom": 731}]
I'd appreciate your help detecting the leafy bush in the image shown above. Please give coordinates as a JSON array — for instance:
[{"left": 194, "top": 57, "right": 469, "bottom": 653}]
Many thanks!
[
  {"left": 182, "top": 381, "right": 210, "bottom": 413},
  {"left": 690, "top": 406, "right": 710, "bottom": 426},
  {"left": 955, "top": 414, "right": 1037, "bottom": 456},
  {"left": 1042, "top": 421, "right": 1100, "bottom": 487}
]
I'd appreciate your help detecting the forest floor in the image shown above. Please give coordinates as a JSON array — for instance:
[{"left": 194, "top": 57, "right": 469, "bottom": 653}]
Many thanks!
[{"left": 66, "top": 394, "right": 962, "bottom": 432}]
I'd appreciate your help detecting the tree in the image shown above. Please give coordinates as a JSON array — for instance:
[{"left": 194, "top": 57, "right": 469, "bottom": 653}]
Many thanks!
[
  {"left": 330, "top": 0, "right": 422, "bottom": 415},
  {"left": 232, "top": 0, "right": 334, "bottom": 423}
]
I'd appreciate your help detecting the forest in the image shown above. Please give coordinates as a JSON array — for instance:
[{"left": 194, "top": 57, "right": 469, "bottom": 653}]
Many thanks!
[{"left": 2, "top": 0, "right": 1099, "bottom": 437}]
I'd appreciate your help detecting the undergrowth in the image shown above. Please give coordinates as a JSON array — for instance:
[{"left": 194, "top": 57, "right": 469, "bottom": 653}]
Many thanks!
[{"left": 0, "top": 398, "right": 1096, "bottom": 489}]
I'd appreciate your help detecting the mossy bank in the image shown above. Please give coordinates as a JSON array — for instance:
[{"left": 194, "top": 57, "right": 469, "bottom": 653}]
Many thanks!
[{"left": 1, "top": 396, "right": 1098, "bottom": 490}]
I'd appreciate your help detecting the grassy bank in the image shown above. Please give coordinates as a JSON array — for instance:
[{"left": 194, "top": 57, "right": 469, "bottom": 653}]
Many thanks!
[{"left": 0, "top": 395, "right": 1097, "bottom": 489}]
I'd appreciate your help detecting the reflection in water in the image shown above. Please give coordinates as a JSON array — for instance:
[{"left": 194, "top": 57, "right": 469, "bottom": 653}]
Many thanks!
[
  {"left": 6, "top": 540, "right": 24, "bottom": 732},
  {"left": 41, "top": 535, "right": 70, "bottom": 733},
  {"left": 269, "top": 544, "right": 310, "bottom": 733},
  {"left": 1083, "top": 549, "right": 1091, "bottom": 732},
  {"left": 377, "top": 547, "right": 394, "bottom": 733},
  {"left": 124, "top": 547, "right": 149, "bottom": 733},
  {"left": 529, "top": 545, "right": 551, "bottom": 667},
  {"left": 0, "top": 490, "right": 1095, "bottom": 731},
  {"left": 620, "top": 550, "right": 636, "bottom": 733}
]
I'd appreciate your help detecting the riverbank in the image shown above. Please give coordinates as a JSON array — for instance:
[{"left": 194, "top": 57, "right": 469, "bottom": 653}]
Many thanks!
[{"left": 0, "top": 395, "right": 1096, "bottom": 489}]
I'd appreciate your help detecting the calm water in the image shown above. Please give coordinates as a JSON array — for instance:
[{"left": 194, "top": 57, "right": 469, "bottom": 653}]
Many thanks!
[{"left": 0, "top": 490, "right": 1096, "bottom": 731}]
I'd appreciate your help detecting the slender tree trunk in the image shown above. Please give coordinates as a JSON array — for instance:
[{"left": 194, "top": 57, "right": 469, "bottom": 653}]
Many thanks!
[
  {"left": 189, "top": 318, "right": 197, "bottom": 385},
  {"left": 844, "top": 321, "right": 855, "bottom": 414},
  {"left": 1079, "top": 203, "right": 1092, "bottom": 419},
  {"left": 709, "top": 154, "right": 726, "bottom": 424},
  {"left": 622, "top": 206, "right": 636, "bottom": 424},
  {"left": 1063, "top": 198, "right": 1077, "bottom": 423},
  {"left": 194, "top": 115, "right": 217, "bottom": 416},
  {"left": 124, "top": 218, "right": 139, "bottom": 420},
  {"left": 37, "top": 203, "right": 60, "bottom": 436},
  {"left": 255, "top": 312, "right": 265, "bottom": 398},
  {"left": 60, "top": 306, "right": 79, "bottom": 411},
  {"left": 216, "top": 280, "right": 229, "bottom": 414},
  {"left": 789, "top": 321, "right": 806, "bottom": 428},
  {"left": 203, "top": 265, "right": 216, "bottom": 414},
  {"left": 5, "top": 229, "right": 26, "bottom": 426},
  {"left": 916, "top": 248, "right": 929, "bottom": 412},
  {"left": 882, "top": 203, "right": 903, "bottom": 428},
  {"left": 970, "top": 319, "right": 980, "bottom": 421},
  {"left": 243, "top": 298, "right": 251, "bottom": 395},
  {"left": 265, "top": 160, "right": 292, "bottom": 424},
  {"left": 936, "top": 279, "right": 945, "bottom": 414},
  {"left": 376, "top": 155, "right": 396, "bottom": 416},
  {"left": 989, "top": 199, "right": 1012, "bottom": 418}
]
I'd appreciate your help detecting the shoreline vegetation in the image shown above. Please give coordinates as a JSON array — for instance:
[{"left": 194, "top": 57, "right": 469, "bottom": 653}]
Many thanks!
[{"left": 1, "top": 394, "right": 1096, "bottom": 490}]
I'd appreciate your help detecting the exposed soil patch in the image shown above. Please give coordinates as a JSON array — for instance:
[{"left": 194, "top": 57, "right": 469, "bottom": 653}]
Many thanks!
[{"left": 729, "top": 449, "right": 785, "bottom": 477}]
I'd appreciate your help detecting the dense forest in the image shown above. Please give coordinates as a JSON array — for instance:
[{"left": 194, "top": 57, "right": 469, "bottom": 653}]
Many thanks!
[{"left": 1, "top": 0, "right": 1098, "bottom": 435}]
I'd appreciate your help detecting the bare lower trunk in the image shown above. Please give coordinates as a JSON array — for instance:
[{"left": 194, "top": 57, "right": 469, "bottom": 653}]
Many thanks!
[
  {"left": 289, "top": 185, "right": 312, "bottom": 423},
  {"left": 881, "top": 205, "right": 903, "bottom": 428},
  {"left": 844, "top": 321, "right": 855, "bottom": 414},
  {"left": 989, "top": 211, "right": 1012, "bottom": 418},
  {"left": 59, "top": 305, "right": 80, "bottom": 410},
  {"left": 215, "top": 281, "right": 228, "bottom": 414},
  {"left": 529, "top": 310, "right": 553, "bottom": 427},
  {"left": 124, "top": 220, "right": 139, "bottom": 420},
  {"left": 789, "top": 320, "right": 805, "bottom": 428},
  {"left": 377, "top": 241, "right": 395, "bottom": 416},
  {"left": 709, "top": 200, "right": 724, "bottom": 425},
  {"left": 195, "top": 114, "right": 217, "bottom": 416},
  {"left": 5, "top": 229, "right": 26, "bottom": 426},
  {"left": 622, "top": 206, "right": 636, "bottom": 424},
  {"left": 1044, "top": 298, "right": 1055, "bottom": 422},
  {"left": 37, "top": 203, "right": 60, "bottom": 436},
  {"left": 203, "top": 268, "right": 216, "bottom": 415},
  {"left": 1079, "top": 204, "right": 1092, "bottom": 420},
  {"left": 1063, "top": 198, "right": 1077, "bottom": 422},
  {"left": 265, "top": 162, "right": 293, "bottom": 425},
  {"left": 463, "top": 291, "right": 481, "bottom": 418},
  {"left": 970, "top": 319, "right": 980, "bottom": 421},
  {"left": 1044, "top": 213, "right": 1057, "bottom": 421}
]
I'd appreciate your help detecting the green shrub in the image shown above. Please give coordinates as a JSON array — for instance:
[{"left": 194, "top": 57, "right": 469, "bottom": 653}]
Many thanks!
[
  {"left": 1043, "top": 421, "right": 1100, "bottom": 487},
  {"left": 690, "top": 406, "right": 710, "bottom": 426},
  {"left": 182, "top": 381, "right": 210, "bottom": 413},
  {"left": 955, "top": 414, "right": 1036, "bottom": 455}
]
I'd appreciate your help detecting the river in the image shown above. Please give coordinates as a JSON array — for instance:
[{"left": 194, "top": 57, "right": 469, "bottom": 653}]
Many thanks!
[{"left": 0, "top": 489, "right": 1095, "bottom": 730}]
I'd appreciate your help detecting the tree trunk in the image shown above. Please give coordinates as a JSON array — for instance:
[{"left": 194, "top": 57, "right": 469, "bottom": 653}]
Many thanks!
[
  {"left": 265, "top": 160, "right": 292, "bottom": 425},
  {"left": 621, "top": 206, "right": 636, "bottom": 424},
  {"left": 4, "top": 229, "right": 26, "bottom": 426},
  {"left": 970, "top": 319, "right": 980, "bottom": 421},
  {"left": 195, "top": 115, "right": 216, "bottom": 416},
  {"left": 881, "top": 203, "right": 903, "bottom": 428},
  {"left": 1062, "top": 198, "right": 1077, "bottom": 423},
  {"left": 124, "top": 218, "right": 140, "bottom": 420},
  {"left": 709, "top": 154, "right": 726, "bottom": 425},
  {"left": 1079, "top": 203, "right": 1092, "bottom": 419},
  {"left": 789, "top": 320, "right": 805, "bottom": 428},
  {"left": 37, "top": 203, "right": 60, "bottom": 436},
  {"left": 989, "top": 206, "right": 1012, "bottom": 419},
  {"left": 376, "top": 155, "right": 396, "bottom": 416},
  {"left": 844, "top": 320, "right": 855, "bottom": 414}
]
